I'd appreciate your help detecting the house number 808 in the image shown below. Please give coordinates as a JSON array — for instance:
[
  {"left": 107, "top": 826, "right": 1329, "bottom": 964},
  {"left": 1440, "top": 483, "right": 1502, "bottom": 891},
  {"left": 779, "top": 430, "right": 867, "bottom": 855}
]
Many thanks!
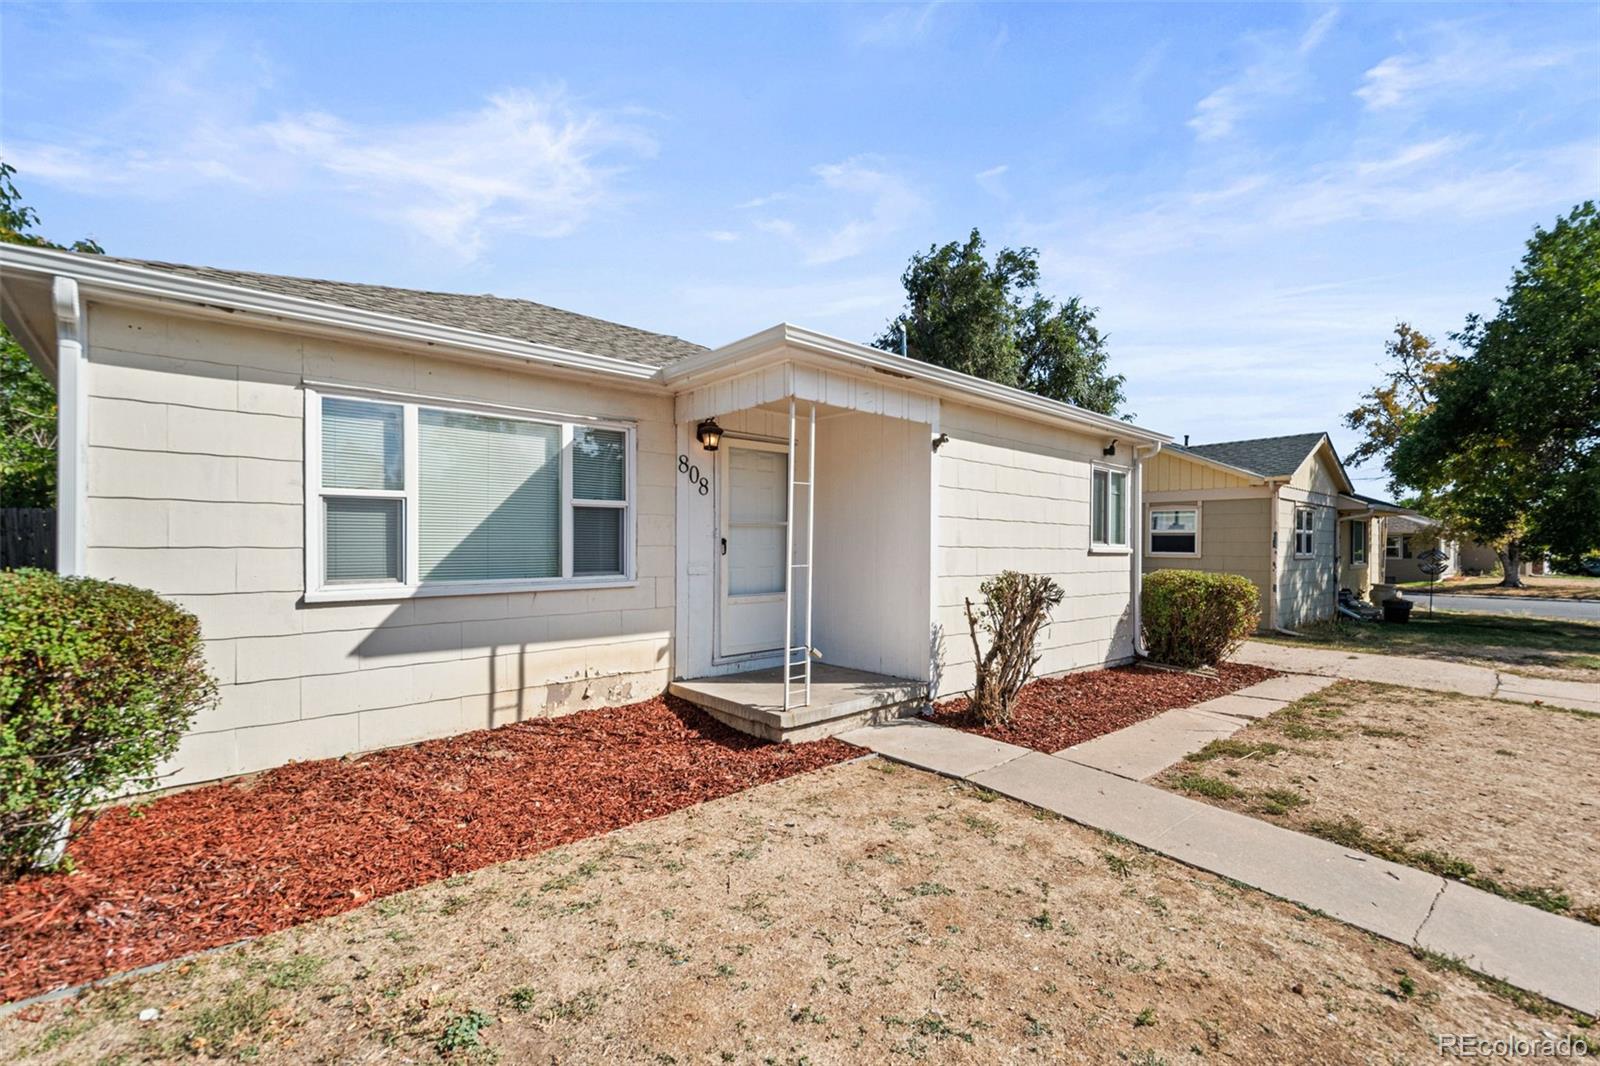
[{"left": 678, "top": 454, "right": 710, "bottom": 495}]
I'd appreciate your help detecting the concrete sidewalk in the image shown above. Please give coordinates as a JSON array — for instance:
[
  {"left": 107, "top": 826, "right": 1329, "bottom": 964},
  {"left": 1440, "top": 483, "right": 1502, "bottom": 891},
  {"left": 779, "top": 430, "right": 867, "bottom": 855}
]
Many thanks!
[
  {"left": 1233, "top": 640, "right": 1599, "bottom": 713},
  {"left": 839, "top": 718, "right": 1600, "bottom": 1015},
  {"left": 1055, "top": 674, "right": 1335, "bottom": 781}
]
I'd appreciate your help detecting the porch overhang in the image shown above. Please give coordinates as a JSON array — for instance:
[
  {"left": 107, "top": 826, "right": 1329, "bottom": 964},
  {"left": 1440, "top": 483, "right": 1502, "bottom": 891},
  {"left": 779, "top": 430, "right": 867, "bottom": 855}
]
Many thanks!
[{"left": 664, "top": 323, "right": 1170, "bottom": 445}]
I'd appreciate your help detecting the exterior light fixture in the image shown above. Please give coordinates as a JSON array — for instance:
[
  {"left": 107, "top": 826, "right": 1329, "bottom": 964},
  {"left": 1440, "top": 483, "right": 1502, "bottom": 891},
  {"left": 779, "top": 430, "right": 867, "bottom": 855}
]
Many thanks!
[
  {"left": 696, "top": 419, "right": 724, "bottom": 451},
  {"left": 1103, "top": 439, "right": 1118, "bottom": 456}
]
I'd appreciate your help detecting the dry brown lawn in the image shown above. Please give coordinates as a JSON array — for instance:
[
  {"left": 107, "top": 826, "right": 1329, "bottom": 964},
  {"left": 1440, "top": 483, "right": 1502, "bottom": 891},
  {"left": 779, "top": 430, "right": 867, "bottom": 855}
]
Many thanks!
[
  {"left": 1156, "top": 682, "right": 1600, "bottom": 924},
  {"left": 3, "top": 759, "right": 1589, "bottom": 1065}
]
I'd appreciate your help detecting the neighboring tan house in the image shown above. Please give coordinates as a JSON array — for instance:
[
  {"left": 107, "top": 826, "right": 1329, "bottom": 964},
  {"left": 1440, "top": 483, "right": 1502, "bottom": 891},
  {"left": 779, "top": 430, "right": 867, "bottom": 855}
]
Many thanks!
[
  {"left": 0, "top": 244, "right": 1171, "bottom": 789},
  {"left": 1141, "top": 432, "right": 1400, "bottom": 631},
  {"left": 1383, "top": 512, "right": 1460, "bottom": 583}
]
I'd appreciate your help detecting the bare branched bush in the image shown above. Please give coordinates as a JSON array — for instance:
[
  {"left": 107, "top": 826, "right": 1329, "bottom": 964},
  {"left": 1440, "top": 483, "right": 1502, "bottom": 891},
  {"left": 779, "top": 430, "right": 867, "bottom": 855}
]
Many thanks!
[{"left": 963, "top": 570, "right": 1065, "bottom": 725}]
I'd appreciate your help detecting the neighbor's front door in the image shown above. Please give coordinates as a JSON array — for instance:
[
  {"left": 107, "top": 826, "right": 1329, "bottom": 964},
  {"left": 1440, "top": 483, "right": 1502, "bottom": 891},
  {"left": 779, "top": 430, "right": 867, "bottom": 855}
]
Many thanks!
[{"left": 717, "top": 439, "right": 789, "bottom": 659}]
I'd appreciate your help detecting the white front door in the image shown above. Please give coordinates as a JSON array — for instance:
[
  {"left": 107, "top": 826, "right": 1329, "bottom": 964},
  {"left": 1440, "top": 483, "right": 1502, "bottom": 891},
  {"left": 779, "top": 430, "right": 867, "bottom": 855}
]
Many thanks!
[{"left": 718, "top": 439, "right": 789, "bottom": 659}]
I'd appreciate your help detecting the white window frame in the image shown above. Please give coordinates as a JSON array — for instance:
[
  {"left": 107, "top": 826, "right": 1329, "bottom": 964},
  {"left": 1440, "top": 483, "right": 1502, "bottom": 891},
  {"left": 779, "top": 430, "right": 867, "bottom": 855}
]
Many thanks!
[
  {"left": 1350, "top": 521, "right": 1367, "bottom": 565},
  {"left": 304, "top": 385, "right": 636, "bottom": 603},
  {"left": 1386, "top": 534, "right": 1402, "bottom": 559},
  {"left": 1293, "top": 505, "right": 1315, "bottom": 558},
  {"left": 1090, "top": 464, "right": 1130, "bottom": 552},
  {"left": 1147, "top": 503, "right": 1201, "bottom": 557}
]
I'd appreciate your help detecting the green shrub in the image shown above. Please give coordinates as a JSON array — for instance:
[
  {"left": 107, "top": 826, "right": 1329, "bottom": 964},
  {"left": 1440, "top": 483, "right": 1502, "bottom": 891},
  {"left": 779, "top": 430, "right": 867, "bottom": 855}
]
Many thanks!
[
  {"left": 0, "top": 569, "right": 216, "bottom": 879},
  {"left": 1141, "top": 569, "right": 1259, "bottom": 668}
]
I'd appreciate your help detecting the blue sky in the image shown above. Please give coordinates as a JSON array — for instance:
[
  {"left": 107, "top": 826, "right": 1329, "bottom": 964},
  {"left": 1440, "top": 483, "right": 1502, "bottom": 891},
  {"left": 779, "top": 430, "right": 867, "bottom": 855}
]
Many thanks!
[{"left": 4, "top": 2, "right": 1597, "bottom": 489}]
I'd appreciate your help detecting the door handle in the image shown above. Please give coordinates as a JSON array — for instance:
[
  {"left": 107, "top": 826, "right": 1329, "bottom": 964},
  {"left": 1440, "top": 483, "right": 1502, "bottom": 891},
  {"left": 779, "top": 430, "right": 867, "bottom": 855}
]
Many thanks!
[{"left": 721, "top": 537, "right": 727, "bottom": 556}]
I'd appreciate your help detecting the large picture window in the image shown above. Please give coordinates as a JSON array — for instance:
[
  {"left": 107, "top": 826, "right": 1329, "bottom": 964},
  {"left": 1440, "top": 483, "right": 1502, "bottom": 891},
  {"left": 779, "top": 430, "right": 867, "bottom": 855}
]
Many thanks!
[
  {"left": 308, "top": 390, "right": 634, "bottom": 599},
  {"left": 1091, "top": 466, "right": 1128, "bottom": 549},
  {"left": 1149, "top": 507, "right": 1199, "bottom": 555}
]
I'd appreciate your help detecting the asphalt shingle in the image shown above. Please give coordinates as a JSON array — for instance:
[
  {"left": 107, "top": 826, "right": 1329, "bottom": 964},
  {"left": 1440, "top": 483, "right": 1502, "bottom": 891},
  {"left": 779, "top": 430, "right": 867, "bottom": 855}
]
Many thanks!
[
  {"left": 1173, "top": 432, "right": 1329, "bottom": 478},
  {"left": 106, "top": 256, "right": 709, "bottom": 369}
]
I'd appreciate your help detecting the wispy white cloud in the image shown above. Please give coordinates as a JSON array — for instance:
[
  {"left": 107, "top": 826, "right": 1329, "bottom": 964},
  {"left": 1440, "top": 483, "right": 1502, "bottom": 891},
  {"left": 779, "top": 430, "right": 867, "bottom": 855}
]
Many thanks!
[
  {"left": 1357, "top": 33, "right": 1582, "bottom": 111},
  {"left": 261, "top": 90, "right": 655, "bottom": 256},
  {"left": 747, "top": 157, "right": 928, "bottom": 265},
  {"left": 975, "top": 164, "right": 1008, "bottom": 198},
  {"left": 1189, "top": 8, "right": 1338, "bottom": 141},
  {"left": 2, "top": 33, "right": 656, "bottom": 259},
  {"left": 852, "top": 2, "right": 943, "bottom": 48}
]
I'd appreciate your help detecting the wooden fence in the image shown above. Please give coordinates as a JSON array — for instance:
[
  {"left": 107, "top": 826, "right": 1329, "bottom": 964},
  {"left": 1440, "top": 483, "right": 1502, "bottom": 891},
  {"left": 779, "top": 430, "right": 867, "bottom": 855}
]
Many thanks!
[{"left": 1, "top": 508, "right": 56, "bottom": 571}]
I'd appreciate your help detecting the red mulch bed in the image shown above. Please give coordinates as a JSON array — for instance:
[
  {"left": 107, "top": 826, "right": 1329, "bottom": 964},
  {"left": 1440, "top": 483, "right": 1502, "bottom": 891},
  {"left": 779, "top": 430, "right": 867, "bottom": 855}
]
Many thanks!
[
  {"left": 929, "top": 662, "right": 1280, "bottom": 753},
  {"left": 0, "top": 697, "right": 854, "bottom": 1004}
]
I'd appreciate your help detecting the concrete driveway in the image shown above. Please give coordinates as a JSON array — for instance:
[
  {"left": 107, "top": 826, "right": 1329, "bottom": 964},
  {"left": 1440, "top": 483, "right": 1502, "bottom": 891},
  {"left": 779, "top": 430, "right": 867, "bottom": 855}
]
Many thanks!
[{"left": 1426, "top": 593, "right": 1600, "bottom": 622}]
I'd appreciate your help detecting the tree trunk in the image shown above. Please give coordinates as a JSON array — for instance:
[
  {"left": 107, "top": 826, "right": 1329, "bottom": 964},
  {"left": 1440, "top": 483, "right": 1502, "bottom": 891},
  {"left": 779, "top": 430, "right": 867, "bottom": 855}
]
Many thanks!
[{"left": 1497, "top": 542, "right": 1526, "bottom": 588}]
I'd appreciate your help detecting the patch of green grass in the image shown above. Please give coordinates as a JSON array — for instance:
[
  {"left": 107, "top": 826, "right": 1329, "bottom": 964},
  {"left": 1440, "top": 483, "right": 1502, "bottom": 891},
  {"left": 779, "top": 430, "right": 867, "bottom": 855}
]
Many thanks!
[
  {"left": 1253, "top": 788, "right": 1308, "bottom": 816},
  {"left": 1133, "top": 1006, "right": 1158, "bottom": 1028},
  {"left": 1412, "top": 947, "right": 1595, "bottom": 1026},
  {"left": 1187, "top": 737, "right": 1284, "bottom": 763},
  {"left": 541, "top": 989, "right": 601, "bottom": 1022},
  {"left": 1102, "top": 851, "right": 1133, "bottom": 878},
  {"left": 1358, "top": 725, "right": 1415, "bottom": 740},
  {"left": 183, "top": 984, "right": 276, "bottom": 1056},
  {"left": 1307, "top": 816, "right": 1475, "bottom": 879},
  {"left": 1273, "top": 707, "right": 1343, "bottom": 742},
  {"left": 1171, "top": 772, "right": 1243, "bottom": 800},
  {"left": 500, "top": 987, "right": 538, "bottom": 1013},
  {"left": 436, "top": 1010, "right": 494, "bottom": 1057},
  {"left": 540, "top": 858, "right": 601, "bottom": 893},
  {"left": 264, "top": 954, "right": 323, "bottom": 991},
  {"left": 1028, "top": 909, "right": 1054, "bottom": 930},
  {"left": 1305, "top": 817, "right": 1589, "bottom": 923},
  {"left": 22, "top": 1013, "right": 94, "bottom": 1056},
  {"left": 962, "top": 813, "right": 1000, "bottom": 838},
  {"left": 908, "top": 881, "right": 954, "bottom": 897},
  {"left": 1260, "top": 612, "right": 1600, "bottom": 673}
]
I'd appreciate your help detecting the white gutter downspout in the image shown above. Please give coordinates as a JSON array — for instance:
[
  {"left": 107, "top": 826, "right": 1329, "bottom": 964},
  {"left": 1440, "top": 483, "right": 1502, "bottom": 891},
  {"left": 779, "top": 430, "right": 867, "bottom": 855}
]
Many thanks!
[
  {"left": 1131, "top": 442, "right": 1163, "bottom": 657},
  {"left": 53, "top": 276, "right": 87, "bottom": 577}
]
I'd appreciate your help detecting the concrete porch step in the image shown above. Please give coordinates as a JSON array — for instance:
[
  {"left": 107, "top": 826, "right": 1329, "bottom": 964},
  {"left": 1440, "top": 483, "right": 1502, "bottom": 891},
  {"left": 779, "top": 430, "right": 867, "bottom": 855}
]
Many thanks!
[{"left": 670, "top": 664, "right": 928, "bottom": 743}]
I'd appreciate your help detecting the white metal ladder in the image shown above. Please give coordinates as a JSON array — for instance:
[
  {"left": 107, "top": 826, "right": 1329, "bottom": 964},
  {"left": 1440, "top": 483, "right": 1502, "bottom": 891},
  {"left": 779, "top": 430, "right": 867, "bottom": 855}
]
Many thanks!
[{"left": 782, "top": 398, "right": 816, "bottom": 711}]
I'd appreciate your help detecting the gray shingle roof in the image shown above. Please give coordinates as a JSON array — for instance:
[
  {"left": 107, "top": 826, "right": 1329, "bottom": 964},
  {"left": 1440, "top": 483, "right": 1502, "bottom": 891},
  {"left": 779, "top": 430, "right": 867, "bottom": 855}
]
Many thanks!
[
  {"left": 106, "top": 256, "right": 709, "bottom": 369},
  {"left": 1173, "top": 432, "right": 1330, "bottom": 478},
  {"left": 1350, "top": 491, "right": 1404, "bottom": 511},
  {"left": 1386, "top": 513, "right": 1438, "bottom": 535}
]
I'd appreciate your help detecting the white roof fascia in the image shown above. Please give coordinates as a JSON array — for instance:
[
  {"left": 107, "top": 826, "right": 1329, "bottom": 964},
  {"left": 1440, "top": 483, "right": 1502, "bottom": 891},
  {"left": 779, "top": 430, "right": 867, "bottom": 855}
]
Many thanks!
[
  {"left": 0, "top": 244, "right": 660, "bottom": 385},
  {"left": 660, "top": 322, "right": 1170, "bottom": 445}
]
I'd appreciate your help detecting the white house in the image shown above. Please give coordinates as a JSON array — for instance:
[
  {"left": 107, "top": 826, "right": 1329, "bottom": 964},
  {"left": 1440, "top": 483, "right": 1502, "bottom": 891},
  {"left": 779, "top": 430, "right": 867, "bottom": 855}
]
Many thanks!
[{"left": 1, "top": 246, "right": 1171, "bottom": 788}]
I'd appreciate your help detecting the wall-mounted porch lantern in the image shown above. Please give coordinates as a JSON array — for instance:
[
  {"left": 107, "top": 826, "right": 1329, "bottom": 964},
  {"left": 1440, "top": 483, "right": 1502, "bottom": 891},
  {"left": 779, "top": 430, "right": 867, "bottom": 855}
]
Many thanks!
[
  {"left": 696, "top": 419, "right": 724, "bottom": 451},
  {"left": 1103, "top": 438, "right": 1118, "bottom": 456}
]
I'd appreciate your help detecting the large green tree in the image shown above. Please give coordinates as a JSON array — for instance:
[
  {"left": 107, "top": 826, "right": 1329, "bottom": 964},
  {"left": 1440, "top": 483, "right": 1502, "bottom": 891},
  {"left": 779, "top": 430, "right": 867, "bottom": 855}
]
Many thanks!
[
  {"left": 0, "top": 162, "right": 103, "bottom": 508},
  {"left": 875, "top": 229, "right": 1127, "bottom": 415},
  {"left": 1389, "top": 202, "right": 1600, "bottom": 585}
]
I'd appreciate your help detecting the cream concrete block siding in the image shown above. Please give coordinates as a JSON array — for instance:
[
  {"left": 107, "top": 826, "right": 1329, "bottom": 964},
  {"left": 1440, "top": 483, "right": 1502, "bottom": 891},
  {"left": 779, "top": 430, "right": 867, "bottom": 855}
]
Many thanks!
[
  {"left": 1338, "top": 514, "right": 1382, "bottom": 600},
  {"left": 1141, "top": 498, "right": 1273, "bottom": 626},
  {"left": 82, "top": 304, "right": 676, "bottom": 788},
  {"left": 1143, "top": 450, "right": 1253, "bottom": 492},
  {"left": 934, "top": 401, "right": 1133, "bottom": 697},
  {"left": 1276, "top": 494, "right": 1338, "bottom": 629}
]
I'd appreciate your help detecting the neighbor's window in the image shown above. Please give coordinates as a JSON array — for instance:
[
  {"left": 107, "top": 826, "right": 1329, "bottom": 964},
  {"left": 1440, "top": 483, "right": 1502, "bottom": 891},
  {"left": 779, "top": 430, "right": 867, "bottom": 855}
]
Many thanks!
[
  {"left": 1293, "top": 506, "right": 1315, "bottom": 557},
  {"left": 1350, "top": 521, "right": 1367, "bottom": 565},
  {"left": 1149, "top": 507, "right": 1198, "bottom": 555},
  {"left": 1091, "top": 467, "right": 1128, "bottom": 548},
  {"left": 313, "top": 392, "right": 632, "bottom": 595},
  {"left": 1386, "top": 534, "right": 1402, "bottom": 559}
]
